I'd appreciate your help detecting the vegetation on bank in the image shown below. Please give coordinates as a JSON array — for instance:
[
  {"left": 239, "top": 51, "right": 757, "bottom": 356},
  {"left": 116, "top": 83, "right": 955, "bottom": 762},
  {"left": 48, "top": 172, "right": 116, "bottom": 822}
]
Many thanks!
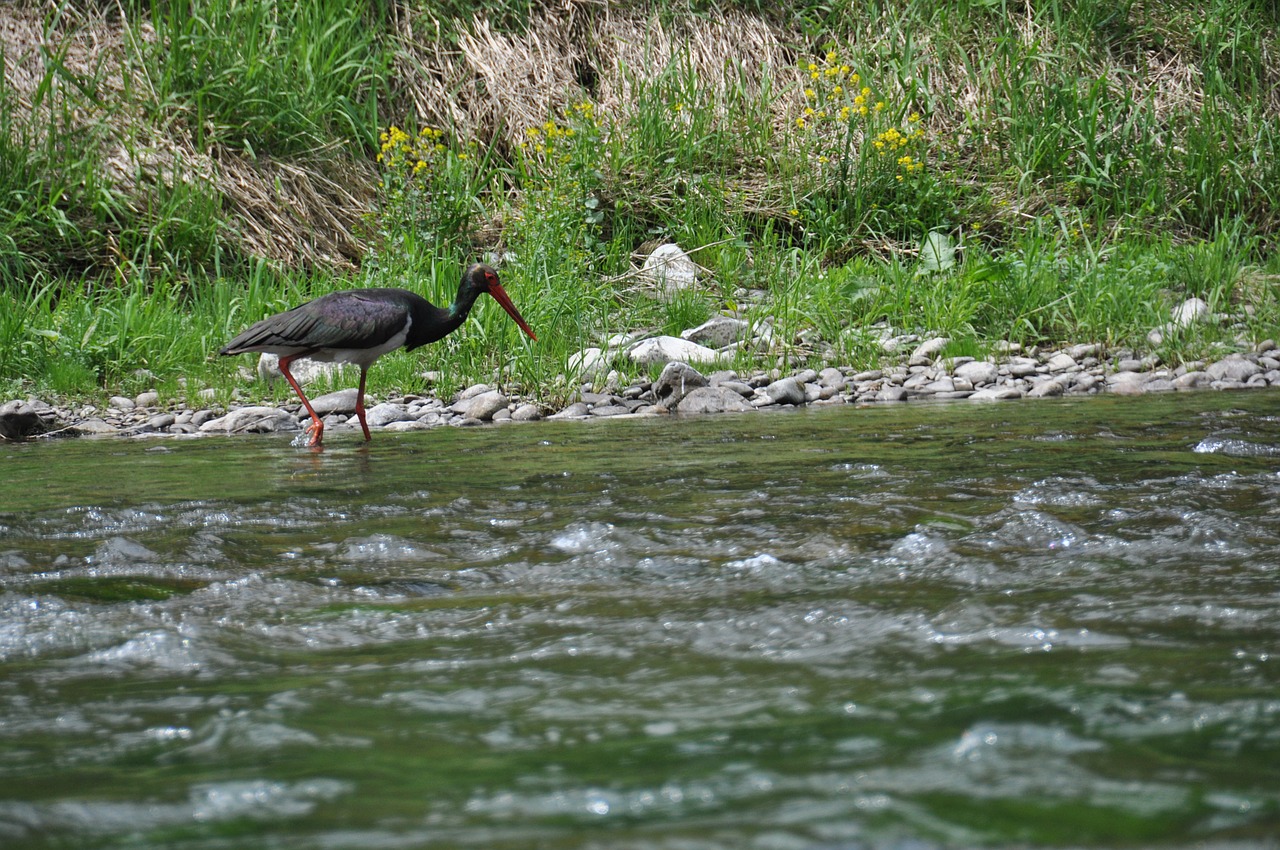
[{"left": 1, "top": 0, "right": 1277, "bottom": 407}]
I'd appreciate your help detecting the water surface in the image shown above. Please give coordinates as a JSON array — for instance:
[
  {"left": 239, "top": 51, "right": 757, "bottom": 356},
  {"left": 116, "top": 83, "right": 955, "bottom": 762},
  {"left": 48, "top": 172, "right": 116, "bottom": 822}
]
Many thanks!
[{"left": 2, "top": 392, "right": 1278, "bottom": 848}]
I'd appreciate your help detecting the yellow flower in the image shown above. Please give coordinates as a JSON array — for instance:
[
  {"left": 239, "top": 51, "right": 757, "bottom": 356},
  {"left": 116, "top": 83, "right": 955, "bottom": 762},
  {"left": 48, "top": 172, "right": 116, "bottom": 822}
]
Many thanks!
[
  {"left": 805, "top": 88, "right": 816, "bottom": 99},
  {"left": 789, "top": 208, "right": 800, "bottom": 216},
  {"left": 825, "top": 50, "right": 837, "bottom": 63},
  {"left": 909, "top": 112, "right": 921, "bottom": 122},
  {"left": 808, "top": 63, "right": 818, "bottom": 72},
  {"left": 796, "top": 117, "right": 806, "bottom": 128},
  {"left": 832, "top": 85, "right": 842, "bottom": 96}
]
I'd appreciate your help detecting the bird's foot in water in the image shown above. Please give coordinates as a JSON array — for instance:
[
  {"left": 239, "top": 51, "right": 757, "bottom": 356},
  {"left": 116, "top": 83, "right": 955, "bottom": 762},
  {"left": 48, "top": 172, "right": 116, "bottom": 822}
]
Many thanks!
[{"left": 291, "top": 420, "right": 324, "bottom": 448}]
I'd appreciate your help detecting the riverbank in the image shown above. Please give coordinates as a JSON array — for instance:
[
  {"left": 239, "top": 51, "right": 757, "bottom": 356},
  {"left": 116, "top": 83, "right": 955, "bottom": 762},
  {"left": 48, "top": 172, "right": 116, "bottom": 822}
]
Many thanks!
[
  {"left": 2, "top": 2, "right": 1277, "bottom": 410},
  {"left": 4, "top": 333, "right": 1276, "bottom": 443}
]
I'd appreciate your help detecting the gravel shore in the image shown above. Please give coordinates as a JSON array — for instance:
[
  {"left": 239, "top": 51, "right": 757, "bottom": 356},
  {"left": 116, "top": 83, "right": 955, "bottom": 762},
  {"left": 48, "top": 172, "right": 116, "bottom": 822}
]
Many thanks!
[{"left": 3, "top": 333, "right": 1277, "bottom": 443}]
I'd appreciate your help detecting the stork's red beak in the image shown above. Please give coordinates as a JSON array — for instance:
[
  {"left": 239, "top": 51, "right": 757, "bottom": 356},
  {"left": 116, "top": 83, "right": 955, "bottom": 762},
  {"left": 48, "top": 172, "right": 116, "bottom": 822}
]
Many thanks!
[{"left": 488, "top": 283, "right": 537, "bottom": 341}]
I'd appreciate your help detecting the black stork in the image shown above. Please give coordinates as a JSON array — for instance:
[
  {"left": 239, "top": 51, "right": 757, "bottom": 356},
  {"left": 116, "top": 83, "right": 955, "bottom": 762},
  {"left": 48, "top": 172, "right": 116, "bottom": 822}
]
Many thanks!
[{"left": 219, "top": 263, "right": 536, "bottom": 447}]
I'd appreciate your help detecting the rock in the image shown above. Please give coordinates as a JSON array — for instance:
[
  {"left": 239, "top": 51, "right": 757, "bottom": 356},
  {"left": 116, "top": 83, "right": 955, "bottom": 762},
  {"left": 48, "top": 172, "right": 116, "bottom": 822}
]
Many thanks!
[
  {"left": 1175, "top": 297, "right": 1211, "bottom": 327},
  {"left": 1006, "top": 357, "right": 1040, "bottom": 377},
  {"left": 876, "top": 386, "right": 908, "bottom": 402},
  {"left": 256, "top": 353, "right": 351, "bottom": 387},
  {"left": 366, "top": 402, "right": 416, "bottom": 427},
  {"left": 548, "top": 402, "right": 590, "bottom": 419},
  {"left": 109, "top": 396, "right": 136, "bottom": 410},
  {"left": 909, "top": 337, "right": 949, "bottom": 365},
  {"left": 681, "top": 316, "right": 749, "bottom": 349},
  {"left": 134, "top": 391, "right": 159, "bottom": 407},
  {"left": 642, "top": 243, "right": 698, "bottom": 297},
  {"left": 818, "top": 367, "right": 847, "bottom": 390},
  {"left": 653, "top": 362, "right": 709, "bottom": 409},
  {"left": 0, "top": 400, "right": 45, "bottom": 441},
  {"left": 381, "top": 419, "right": 430, "bottom": 432},
  {"left": 760, "top": 377, "right": 806, "bottom": 406},
  {"left": 1207, "top": 356, "right": 1262, "bottom": 383},
  {"left": 1027, "top": 380, "right": 1064, "bottom": 398},
  {"left": 969, "top": 387, "right": 1024, "bottom": 400},
  {"left": 198, "top": 407, "right": 298, "bottom": 435},
  {"left": 1109, "top": 380, "right": 1147, "bottom": 396},
  {"left": 310, "top": 389, "right": 360, "bottom": 416},
  {"left": 70, "top": 418, "right": 119, "bottom": 436},
  {"left": 451, "top": 390, "right": 508, "bottom": 421},
  {"left": 1174, "top": 371, "right": 1212, "bottom": 390},
  {"left": 1067, "top": 343, "right": 1101, "bottom": 359},
  {"left": 567, "top": 347, "right": 607, "bottom": 380},
  {"left": 148, "top": 413, "right": 177, "bottom": 429},
  {"left": 627, "top": 336, "right": 723, "bottom": 367},
  {"left": 1046, "top": 353, "right": 1077, "bottom": 372},
  {"left": 456, "top": 383, "right": 495, "bottom": 401},
  {"left": 511, "top": 403, "right": 543, "bottom": 422},
  {"left": 676, "top": 386, "right": 754, "bottom": 414},
  {"left": 953, "top": 360, "right": 998, "bottom": 386}
]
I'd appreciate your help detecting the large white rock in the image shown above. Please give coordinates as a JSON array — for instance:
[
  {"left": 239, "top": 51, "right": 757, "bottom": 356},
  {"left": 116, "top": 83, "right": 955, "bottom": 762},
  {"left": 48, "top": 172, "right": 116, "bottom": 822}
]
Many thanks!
[
  {"left": 642, "top": 243, "right": 698, "bottom": 297},
  {"left": 626, "top": 336, "right": 724, "bottom": 366},
  {"left": 256, "top": 353, "right": 353, "bottom": 387}
]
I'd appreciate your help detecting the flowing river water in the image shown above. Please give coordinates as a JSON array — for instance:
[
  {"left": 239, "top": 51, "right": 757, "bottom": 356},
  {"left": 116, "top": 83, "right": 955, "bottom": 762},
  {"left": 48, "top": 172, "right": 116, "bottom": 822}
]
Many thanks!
[{"left": 1, "top": 392, "right": 1278, "bottom": 849}]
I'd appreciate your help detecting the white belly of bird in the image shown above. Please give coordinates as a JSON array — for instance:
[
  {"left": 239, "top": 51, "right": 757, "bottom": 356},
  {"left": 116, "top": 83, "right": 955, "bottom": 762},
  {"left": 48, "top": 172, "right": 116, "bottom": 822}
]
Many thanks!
[{"left": 313, "top": 322, "right": 410, "bottom": 370}]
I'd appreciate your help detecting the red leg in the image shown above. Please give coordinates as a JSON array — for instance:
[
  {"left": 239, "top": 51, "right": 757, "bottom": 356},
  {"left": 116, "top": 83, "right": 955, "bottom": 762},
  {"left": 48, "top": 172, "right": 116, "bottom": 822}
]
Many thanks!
[
  {"left": 355, "top": 367, "right": 371, "bottom": 441},
  {"left": 278, "top": 354, "right": 324, "bottom": 447}
]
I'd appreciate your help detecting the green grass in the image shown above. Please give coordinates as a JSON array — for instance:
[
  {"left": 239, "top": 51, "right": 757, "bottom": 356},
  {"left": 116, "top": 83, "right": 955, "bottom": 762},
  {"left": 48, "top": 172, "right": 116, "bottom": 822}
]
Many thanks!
[{"left": 1, "top": 0, "right": 1277, "bottom": 407}]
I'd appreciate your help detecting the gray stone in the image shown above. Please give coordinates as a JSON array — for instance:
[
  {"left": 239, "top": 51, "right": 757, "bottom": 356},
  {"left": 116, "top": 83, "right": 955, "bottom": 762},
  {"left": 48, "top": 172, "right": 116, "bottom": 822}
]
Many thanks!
[
  {"left": 1006, "top": 357, "right": 1040, "bottom": 377},
  {"left": 1046, "top": 353, "right": 1077, "bottom": 372},
  {"left": 818, "top": 367, "right": 847, "bottom": 389},
  {"left": 909, "top": 337, "right": 949, "bottom": 365},
  {"left": 548, "top": 402, "right": 591, "bottom": 419},
  {"left": 1109, "top": 380, "right": 1147, "bottom": 396},
  {"left": 761, "top": 377, "right": 806, "bottom": 406},
  {"left": 1068, "top": 343, "right": 1102, "bottom": 359},
  {"left": 511, "top": 404, "right": 543, "bottom": 422},
  {"left": 1027, "top": 380, "right": 1064, "bottom": 398},
  {"left": 681, "top": 316, "right": 749, "bottom": 348},
  {"left": 109, "top": 396, "right": 136, "bottom": 410},
  {"left": 969, "top": 387, "right": 1024, "bottom": 400},
  {"left": 1207, "top": 356, "right": 1262, "bottom": 382},
  {"left": 876, "top": 387, "right": 908, "bottom": 402},
  {"left": 954, "top": 360, "right": 998, "bottom": 386},
  {"left": 1173, "top": 371, "right": 1211, "bottom": 390},
  {"left": 653, "top": 362, "right": 709, "bottom": 409},
  {"left": 148, "top": 413, "right": 177, "bottom": 429},
  {"left": 198, "top": 406, "right": 298, "bottom": 435},
  {"left": 70, "top": 418, "right": 119, "bottom": 436},
  {"left": 310, "top": 389, "right": 360, "bottom": 415},
  {"left": 452, "top": 390, "right": 508, "bottom": 421},
  {"left": 134, "top": 391, "right": 160, "bottom": 407},
  {"left": 366, "top": 402, "right": 417, "bottom": 427},
  {"left": 676, "top": 386, "right": 754, "bottom": 414},
  {"left": 0, "top": 400, "right": 45, "bottom": 441}
]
